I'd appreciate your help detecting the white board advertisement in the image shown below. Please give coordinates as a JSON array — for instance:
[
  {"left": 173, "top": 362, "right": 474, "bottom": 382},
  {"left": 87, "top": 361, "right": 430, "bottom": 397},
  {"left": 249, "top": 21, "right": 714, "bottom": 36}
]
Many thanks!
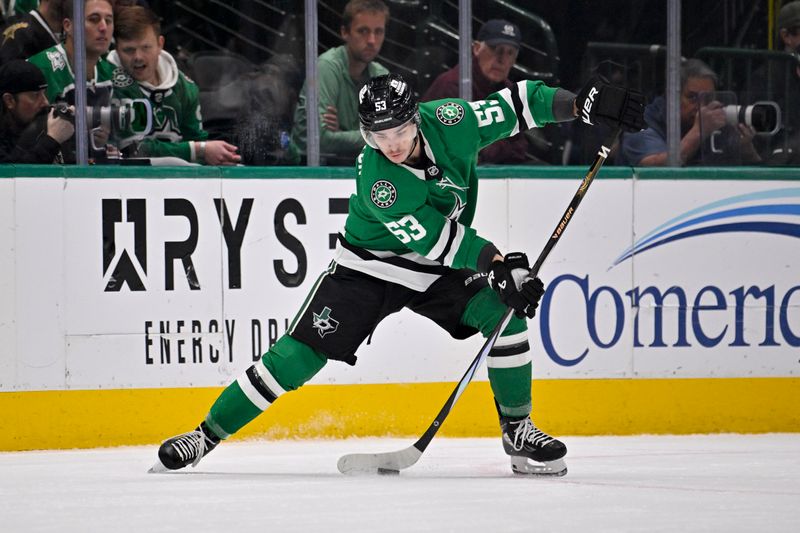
[{"left": 1, "top": 177, "right": 797, "bottom": 391}]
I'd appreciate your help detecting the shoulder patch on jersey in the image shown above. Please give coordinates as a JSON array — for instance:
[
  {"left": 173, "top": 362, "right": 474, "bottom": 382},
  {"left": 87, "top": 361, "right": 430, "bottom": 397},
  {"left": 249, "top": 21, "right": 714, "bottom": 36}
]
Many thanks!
[
  {"left": 46, "top": 48, "right": 66, "bottom": 72},
  {"left": 435, "top": 102, "right": 465, "bottom": 126},
  {"left": 2, "top": 22, "right": 28, "bottom": 45},
  {"left": 370, "top": 180, "right": 397, "bottom": 209},
  {"left": 112, "top": 67, "right": 135, "bottom": 88}
]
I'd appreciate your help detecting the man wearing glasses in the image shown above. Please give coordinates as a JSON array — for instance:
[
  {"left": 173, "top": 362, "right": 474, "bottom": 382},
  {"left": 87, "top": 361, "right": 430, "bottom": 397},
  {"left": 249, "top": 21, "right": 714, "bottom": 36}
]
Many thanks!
[{"left": 618, "top": 58, "right": 760, "bottom": 166}]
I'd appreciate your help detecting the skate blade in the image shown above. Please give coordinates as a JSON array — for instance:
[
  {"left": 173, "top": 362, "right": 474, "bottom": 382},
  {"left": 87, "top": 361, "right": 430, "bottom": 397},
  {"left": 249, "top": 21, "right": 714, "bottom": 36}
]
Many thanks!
[
  {"left": 510, "top": 456, "right": 567, "bottom": 477},
  {"left": 148, "top": 459, "right": 169, "bottom": 474}
]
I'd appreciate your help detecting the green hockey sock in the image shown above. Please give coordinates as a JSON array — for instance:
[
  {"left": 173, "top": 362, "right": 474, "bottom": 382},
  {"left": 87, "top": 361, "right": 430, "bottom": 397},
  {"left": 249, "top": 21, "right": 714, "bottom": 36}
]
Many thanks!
[
  {"left": 205, "top": 335, "right": 327, "bottom": 439},
  {"left": 462, "top": 287, "right": 533, "bottom": 418}
]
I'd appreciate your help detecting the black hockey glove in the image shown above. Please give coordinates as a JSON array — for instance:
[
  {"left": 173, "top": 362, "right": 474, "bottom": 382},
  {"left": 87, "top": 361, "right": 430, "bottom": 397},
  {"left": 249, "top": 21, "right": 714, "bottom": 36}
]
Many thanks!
[
  {"left": 576, "top": 75, "right": 646, "bottom": 133},
  {"left": 487, "top": 252, "right": 546, "bottom": 319}
]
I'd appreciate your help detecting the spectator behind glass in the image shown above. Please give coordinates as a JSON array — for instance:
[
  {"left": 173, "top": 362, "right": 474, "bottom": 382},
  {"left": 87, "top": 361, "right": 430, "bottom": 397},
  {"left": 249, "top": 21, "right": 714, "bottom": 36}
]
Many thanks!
[
  {"left": 776, "top": 2, "right": 800, "bottom": 55},
  {"left": 422, "top": 19, "right": 549, "bottom": 165},
  {"left": 289, "top": 0, "right": 389, "bottom": 165},
  {"left": 27, "top": 0, "right": 117, "bottom": 162},
  {"left": 0, "top": 0, "right": 61, "bottom": 64},
  {"left": 750, "top": 1, "right": 800, "bottom": 164},
  {"left": 618, "top": 59, "right": 760, "bottom": 166},
  {"left": 107, "top": 5, "right": 240, "bottom": 165},
  {"left": 0, "top": 59, "right": 74, "bottom": 163}
]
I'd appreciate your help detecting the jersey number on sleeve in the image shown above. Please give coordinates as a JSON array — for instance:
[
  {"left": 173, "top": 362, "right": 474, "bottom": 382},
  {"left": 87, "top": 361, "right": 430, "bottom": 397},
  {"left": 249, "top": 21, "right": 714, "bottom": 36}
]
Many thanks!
[
  {"left": 385, "top": 215, "right": 427, "bottom": 244},
  {"left": 470, "top": 100, "right": 505, "bottom": 127}
]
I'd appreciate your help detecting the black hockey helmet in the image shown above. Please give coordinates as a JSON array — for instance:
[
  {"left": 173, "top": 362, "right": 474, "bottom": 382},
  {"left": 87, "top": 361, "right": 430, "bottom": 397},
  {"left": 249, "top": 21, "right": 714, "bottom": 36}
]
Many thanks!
[{"left": 358, "top": 73, "right": 419, "bottom": 140}]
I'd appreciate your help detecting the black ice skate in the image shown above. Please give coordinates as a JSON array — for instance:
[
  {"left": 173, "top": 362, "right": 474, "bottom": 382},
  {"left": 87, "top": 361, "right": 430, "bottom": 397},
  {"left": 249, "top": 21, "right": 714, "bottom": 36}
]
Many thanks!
[
  {"left": 148, "top": 422, "right": 220, "bottom": 473},
  {"left": 501, "top": 416, "right": 568, "bottom": 476}
]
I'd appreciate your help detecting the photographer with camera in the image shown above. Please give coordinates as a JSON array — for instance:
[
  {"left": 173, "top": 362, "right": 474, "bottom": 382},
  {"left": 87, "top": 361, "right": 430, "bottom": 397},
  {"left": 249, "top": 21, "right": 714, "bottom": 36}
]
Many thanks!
[
  {"left": 0, "top": 59, "right": 74, "bottom": 163},
  {"left": 618, "top": 59, "right": 761, "bottom": 166},
  {"left": 107, "top": 5, "right": 240, "bottom": 165}
]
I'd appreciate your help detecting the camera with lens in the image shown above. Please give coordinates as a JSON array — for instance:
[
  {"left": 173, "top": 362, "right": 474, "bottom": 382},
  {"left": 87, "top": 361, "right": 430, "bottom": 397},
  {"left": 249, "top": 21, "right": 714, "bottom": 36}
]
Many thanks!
[
  {"left": 52, "top": 101, "right": 74, "bottom": 121},
  {"left": 51, "top": 99, "right": 153, "bottom": 135},
  {"left": 723, "top": 101, "right": 781, "bottom": 136}
]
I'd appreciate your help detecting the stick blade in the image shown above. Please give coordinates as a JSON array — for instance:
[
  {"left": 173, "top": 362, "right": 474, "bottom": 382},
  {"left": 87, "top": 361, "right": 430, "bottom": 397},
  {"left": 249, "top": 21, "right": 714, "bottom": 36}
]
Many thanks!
[{"left": 337, "top": 446, "right": 422, "bottom": 475}]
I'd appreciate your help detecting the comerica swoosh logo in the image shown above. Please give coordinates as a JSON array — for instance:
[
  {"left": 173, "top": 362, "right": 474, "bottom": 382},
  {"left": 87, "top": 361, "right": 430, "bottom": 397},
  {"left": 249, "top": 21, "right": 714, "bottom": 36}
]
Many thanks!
[{"left": 611, "top": 187, "right": 800, "bottom": 267}]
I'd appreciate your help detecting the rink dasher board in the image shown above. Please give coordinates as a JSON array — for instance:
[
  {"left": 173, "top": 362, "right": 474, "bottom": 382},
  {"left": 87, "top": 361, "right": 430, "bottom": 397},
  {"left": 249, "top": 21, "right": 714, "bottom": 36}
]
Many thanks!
[
  {"left": 1, "top": 173, "right": 798, "bottom": 389},
  {"left": 0, "top": 168, "right": 798, "bottom": 448}
]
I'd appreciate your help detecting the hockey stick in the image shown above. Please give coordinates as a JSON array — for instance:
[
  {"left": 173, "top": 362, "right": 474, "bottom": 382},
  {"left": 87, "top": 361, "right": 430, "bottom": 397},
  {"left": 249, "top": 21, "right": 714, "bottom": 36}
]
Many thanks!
[{"left": 337, "top": 129, "right": 620, "bottom": 475}]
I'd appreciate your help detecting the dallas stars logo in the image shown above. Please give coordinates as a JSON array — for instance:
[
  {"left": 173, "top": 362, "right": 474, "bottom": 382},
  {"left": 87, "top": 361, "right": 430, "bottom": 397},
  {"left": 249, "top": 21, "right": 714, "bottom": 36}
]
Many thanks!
[
  {"left": 370, "top": 180, "right": 397, "bottom": 208},
  {"left": 436, "top": 102, "right": 465, "bottom": 125},
  {"left": 312, "top": 307, "right": 339, "bottom": 338},
  {"left": 112, "top": 67, "right": 134, "bottom": 88}
]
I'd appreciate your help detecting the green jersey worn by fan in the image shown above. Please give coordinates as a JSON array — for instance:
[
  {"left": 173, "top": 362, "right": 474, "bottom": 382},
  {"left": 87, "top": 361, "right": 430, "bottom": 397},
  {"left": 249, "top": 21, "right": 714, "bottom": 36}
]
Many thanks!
[
  {"left": 150, "top": 72, "right": 644, "bottom": 476},
  {"left": 107, "top": 5, "right": 240, "bottom": 165}
]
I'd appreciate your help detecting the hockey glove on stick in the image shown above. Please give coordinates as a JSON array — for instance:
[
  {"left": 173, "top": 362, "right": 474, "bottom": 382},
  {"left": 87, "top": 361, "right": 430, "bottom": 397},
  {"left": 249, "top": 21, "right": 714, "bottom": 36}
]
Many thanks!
[
  {"left": 576, "top": 75, "right": 646, "bottom": 133},
  {"left": 487, "top": 252, "right": 545, "bottom": 319}
]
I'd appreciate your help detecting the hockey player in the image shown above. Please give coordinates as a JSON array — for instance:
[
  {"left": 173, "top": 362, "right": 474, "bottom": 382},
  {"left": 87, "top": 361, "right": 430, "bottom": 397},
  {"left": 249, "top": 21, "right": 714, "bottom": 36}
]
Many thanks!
[
  {"left": 107, "top": 5, "right": 240, "bottom": 165},
  {"left": 151, "top": 73, "right": 644, "bottom": 476}
]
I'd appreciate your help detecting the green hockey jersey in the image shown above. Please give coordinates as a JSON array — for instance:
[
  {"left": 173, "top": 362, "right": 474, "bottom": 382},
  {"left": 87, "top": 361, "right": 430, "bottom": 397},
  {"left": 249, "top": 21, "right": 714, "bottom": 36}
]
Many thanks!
[
  {"left": 107, "top": 49, "right": 208, "bottom": 162},
  {"left": 27, "top": 44, "right": 116, "bottom": 106},
  {"left": 335, "top": 80, "right": 559, "bottom": 291}
]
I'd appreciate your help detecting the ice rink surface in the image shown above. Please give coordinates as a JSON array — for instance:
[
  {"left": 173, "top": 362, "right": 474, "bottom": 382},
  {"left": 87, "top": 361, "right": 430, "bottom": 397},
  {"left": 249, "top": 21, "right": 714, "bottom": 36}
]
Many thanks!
[{"left": 1, "top": 434, "right": 798, "bottom": 532}]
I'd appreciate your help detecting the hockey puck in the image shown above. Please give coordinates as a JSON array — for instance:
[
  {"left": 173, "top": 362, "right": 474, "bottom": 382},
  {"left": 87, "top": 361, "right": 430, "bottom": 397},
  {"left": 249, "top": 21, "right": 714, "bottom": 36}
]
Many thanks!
[{"left": 377, "top": 467, "right": 400, "bottom": 476}]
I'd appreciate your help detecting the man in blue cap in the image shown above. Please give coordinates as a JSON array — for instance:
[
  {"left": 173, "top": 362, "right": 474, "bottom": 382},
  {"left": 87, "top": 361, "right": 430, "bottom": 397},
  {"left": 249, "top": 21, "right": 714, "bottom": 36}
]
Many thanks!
[{"left": 422, "top": 19, "right": 541, "bottom": 164}]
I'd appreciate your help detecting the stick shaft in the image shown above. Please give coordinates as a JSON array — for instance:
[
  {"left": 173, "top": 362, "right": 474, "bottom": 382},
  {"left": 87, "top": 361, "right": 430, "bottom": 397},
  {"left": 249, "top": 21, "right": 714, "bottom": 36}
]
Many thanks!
[
  {"left": 413, "top": 128, "right": 620, "bottom": 454},
  {"left": 338, "top": 130, "right": 621, "bottom": 474}
]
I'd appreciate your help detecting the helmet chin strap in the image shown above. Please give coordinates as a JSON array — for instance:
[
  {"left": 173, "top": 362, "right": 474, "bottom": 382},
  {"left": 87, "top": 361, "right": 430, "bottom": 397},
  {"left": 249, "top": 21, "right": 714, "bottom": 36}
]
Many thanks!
[{"left": 401, "top": 133, "right": 420, "bottom": 165}]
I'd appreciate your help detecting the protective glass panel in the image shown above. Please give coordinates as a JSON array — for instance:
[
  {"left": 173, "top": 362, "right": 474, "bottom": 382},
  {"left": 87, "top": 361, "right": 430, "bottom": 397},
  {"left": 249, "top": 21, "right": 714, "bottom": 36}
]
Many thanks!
[
  {"left": 12, "top": 0, "right": 793, "bottom": 168},
  {"left": 112, "top": 0, "right": 305, "bottom": 166}
]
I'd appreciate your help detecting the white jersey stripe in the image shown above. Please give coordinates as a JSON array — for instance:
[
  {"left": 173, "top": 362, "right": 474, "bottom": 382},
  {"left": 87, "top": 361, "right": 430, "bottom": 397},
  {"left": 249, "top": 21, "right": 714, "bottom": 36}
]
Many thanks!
[
  {"left": 400, "top": 164, "right": 426, "bottom": 180},
  {"left": 333, "top": 244, "right": 442, "bottom": 292},
  {"left": 518, "top": 81, "right": 537, "bottom": 129},
  {"left": 487, "top": 350, "right": 532, "bottom": 369},
  {"left": 494, "top": 330, "right": 529, "bottom": 348}
]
